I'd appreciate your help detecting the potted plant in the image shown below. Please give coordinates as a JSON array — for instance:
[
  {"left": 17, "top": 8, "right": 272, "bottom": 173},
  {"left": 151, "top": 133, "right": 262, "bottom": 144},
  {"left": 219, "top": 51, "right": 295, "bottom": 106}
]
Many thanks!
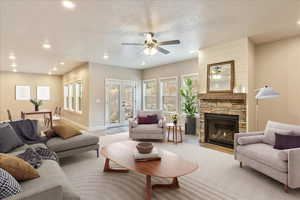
[
  {"left": 30, "top": 99, "right": 43, "bottom": 111},
  {"left": 180, "top": 78, "right": 197, "bottom": 135},
  {"left": 171, "top": 113, "right": 178, "bottom": 125}
]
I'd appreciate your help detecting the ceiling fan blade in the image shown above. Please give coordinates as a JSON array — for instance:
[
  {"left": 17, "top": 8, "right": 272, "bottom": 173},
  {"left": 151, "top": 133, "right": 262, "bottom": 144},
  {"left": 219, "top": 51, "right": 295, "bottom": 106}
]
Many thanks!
[
  {"left": 121, "top": 43, "right": 144, "bottom": 46},
  {"left": 157, "top": 47, "right": 170, "bottom": 54},
  {"left": 158, "top": 40, "right": 180, "bottom": 46}
]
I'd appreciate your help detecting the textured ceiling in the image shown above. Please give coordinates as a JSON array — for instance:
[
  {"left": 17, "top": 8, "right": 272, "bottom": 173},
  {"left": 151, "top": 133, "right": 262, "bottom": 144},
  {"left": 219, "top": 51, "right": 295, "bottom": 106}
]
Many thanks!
[{"left": 1, "top": 0, "right": 300, "bottom": 74}]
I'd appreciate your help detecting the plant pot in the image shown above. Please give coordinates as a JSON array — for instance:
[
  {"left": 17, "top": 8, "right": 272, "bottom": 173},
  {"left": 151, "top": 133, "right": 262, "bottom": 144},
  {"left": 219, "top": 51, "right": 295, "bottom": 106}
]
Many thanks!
[
  {"left": 35, "top": 105, "right": 39, "bottom": 111},
  {"left": 185, "top": 116, "right": 196, "bottom": 135},
  {"left": 173, "top": 120, "right": 177, "bottom": 126}
]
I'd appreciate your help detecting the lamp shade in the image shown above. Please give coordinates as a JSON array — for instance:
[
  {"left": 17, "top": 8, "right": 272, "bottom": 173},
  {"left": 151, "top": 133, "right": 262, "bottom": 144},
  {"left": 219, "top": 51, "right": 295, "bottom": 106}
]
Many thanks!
[{"left": 255, "top": 86, "right": 280, "bottom": 99}]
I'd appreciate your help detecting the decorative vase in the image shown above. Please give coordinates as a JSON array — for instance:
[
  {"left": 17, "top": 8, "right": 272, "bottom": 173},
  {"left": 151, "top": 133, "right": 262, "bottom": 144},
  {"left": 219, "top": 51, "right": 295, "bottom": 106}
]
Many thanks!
[
  {"left": 35, "top": 105, "right": 39, "bottom": 111},
  {"left": 185, "top": 116, "right": 196, "bottom": 135}
]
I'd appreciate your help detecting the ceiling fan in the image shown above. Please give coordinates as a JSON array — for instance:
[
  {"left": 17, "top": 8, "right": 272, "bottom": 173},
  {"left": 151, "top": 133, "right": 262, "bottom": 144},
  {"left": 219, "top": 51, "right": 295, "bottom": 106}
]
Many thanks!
[{"left": 121, "top": 32, "right": 180, "bottom": 55}]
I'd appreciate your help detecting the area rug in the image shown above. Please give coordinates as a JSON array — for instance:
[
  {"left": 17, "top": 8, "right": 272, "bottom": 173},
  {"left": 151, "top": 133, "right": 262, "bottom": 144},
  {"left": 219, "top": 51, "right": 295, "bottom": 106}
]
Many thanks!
[{"left": 61, "top": 132, "right": 300, "bottom": 200}]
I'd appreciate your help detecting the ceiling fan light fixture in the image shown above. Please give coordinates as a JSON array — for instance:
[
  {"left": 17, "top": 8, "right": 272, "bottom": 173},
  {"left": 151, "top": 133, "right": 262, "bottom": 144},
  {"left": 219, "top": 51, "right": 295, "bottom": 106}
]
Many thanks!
[{"left": 144, "top": 47, "right": 158, "bottom": 56}]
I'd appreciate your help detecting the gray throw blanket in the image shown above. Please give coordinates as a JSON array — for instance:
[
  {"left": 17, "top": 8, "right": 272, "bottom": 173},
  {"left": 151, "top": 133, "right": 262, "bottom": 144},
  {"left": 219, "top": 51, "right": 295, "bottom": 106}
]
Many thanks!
[
  {"left": 9, "top": 120, "right": 48, "bottom": 144},
  {"left": 17, "top": 147, "right": 59, "bottom": 168}
]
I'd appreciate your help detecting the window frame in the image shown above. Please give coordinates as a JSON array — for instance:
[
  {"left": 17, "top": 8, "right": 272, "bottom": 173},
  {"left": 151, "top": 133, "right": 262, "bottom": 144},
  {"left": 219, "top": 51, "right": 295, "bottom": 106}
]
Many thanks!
[
  {"left": 143, "top": 79, "right": 157, "bottom": 111},
  {"left": 159, "top": 76, "right": 178, "bottom": 114},
  {"left": 63, "top": 80, "right": 83, "bottom": 114}
]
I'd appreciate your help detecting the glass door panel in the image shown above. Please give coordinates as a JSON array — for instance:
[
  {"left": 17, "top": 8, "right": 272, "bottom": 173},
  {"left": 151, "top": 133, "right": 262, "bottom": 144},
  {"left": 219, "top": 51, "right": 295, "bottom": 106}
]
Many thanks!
[{"left": 105, "top": 79, "right": 136, "bottom": 127}]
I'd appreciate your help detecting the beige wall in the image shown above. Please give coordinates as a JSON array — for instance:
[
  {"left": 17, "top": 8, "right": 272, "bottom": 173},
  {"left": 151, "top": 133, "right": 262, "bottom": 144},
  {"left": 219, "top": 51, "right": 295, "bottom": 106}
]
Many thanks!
[
  {"left": 0, "top": 72, "right": 62, "bottom": 122},
  {"left": 89, "top": 63, "right": 142, "bottom": 129},
  {"left": 62, "top": 63, "right": 90, "bottom": 128},
  {"left": 255, "top": 36, "right": 300, "bottom": 128}
]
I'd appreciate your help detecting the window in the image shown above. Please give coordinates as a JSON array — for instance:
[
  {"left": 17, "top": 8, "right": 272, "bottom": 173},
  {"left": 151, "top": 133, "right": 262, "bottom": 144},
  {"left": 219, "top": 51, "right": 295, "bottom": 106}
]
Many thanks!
[
  {"left": 64, "top": 81, "right": 83, "bottom": 113},
  {"left": 15, "top": 86, "right": 31, "bottom": 100},
  {"left": 143, "top": 79, "right": 157, "bottom": 110},
  {"left": 160, "top": 77, "right": 178, "bottom": 113},
  {"left": 37, "top": 86, "right": 50, "bottom": 100}
]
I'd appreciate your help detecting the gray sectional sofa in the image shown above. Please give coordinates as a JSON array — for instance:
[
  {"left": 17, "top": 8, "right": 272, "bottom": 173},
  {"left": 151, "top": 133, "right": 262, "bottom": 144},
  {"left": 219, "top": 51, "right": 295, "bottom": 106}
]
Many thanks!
[
  {"left": 4, "top": 129, "right": 99, "bottom": 200},
  {"left": 234, "top": 120, "right": 300, "bottom": 192}
]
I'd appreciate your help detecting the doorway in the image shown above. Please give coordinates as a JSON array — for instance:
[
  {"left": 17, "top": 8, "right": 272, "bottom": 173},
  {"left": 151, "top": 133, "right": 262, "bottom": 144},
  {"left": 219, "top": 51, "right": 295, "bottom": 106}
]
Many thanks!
[{"left": 105, "top": 79, "right": 136, "bottom": 128}]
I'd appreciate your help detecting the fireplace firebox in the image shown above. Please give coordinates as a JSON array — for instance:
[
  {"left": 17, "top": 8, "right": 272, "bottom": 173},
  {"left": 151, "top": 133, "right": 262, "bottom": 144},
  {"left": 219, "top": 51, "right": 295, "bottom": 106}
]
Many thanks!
[{"left": 205, "top": 113, "right": 239, "bottom": 148}]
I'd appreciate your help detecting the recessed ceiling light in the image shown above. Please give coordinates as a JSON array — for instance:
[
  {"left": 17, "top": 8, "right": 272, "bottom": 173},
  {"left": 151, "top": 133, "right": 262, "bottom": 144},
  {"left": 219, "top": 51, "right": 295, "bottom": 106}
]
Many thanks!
[
  {"left": 141, "top": 61, "right": 146, "bottom": 66},
  {"left": 12, "top": 69, "right": 17, "bottom": 72},
  {"left": 48, "top": 71, "right": 52, "bottom": 75},
  {"left": 62, "top": 0, "right": 76, "bottom": 9},
  {"left": 103, "top": 54, "right": 109, "bottom": 59},
  {"left": 60, "top": 62, "right": 65, "bottom": 65},
  {"left": 11, "top": 63, "right": 17, "bottom": 67},
  {"left": 53, "top": 67, "right": 58, "bottom": 71},
  {"left": 297, "top": 20, "right": 300, "bottom": 25},
  {"left": 9, "top": 55, "right": 16, "bottom": 60},
  {"left": 43, "top": 42, "right": 51, "bottom": 49}
]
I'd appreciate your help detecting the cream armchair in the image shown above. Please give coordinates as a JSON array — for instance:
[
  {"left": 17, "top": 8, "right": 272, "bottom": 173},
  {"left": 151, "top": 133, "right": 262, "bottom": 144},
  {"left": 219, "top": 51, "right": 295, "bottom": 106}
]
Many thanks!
[{"left": 129, "top": 110, "right": 166, "bottom": 140}]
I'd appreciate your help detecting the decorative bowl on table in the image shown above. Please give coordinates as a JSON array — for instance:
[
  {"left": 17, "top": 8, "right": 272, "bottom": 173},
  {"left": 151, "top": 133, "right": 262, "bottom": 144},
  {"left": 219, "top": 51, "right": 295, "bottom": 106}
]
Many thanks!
[{"left": 136, "top": 142, "right": 153, "bottom": 154}]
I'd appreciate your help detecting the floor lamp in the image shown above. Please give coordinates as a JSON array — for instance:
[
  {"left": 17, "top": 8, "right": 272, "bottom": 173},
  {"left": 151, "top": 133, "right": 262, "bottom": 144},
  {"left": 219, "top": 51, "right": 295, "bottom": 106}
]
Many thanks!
[{"left": 255, "top": 86, "right": 280, "bottom": 130}]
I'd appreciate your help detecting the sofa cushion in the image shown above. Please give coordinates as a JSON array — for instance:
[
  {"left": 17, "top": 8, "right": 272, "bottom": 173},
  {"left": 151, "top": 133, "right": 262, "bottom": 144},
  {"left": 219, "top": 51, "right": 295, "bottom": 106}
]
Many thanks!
[
  {"left": 133, "top": 124, "right": 163, "bottom": 135},
  {"left": 238, "top": 135, "right": 264, "bottom": 145},
  {"left": 278, "top": 150, "right": 288, "bottom": 161},
  {"left": 0, "top": 168, "right": 22, "bottom": 199},
  {"left": 20, "top": 160, "right": 79, "bottom": 200},
  {"left": 0, "top": 154, "right": 40, "bottom": 181},
  {"left": 0, "top": 123, "right": 24, "bottom": 153},
  {"left": 47, "top": 133, "right": 99, "bottom": 152},
  {"left": 53, "top": 125, "right": 82, "bottom": 139},
  {"left": 237, "top": 143, "right": 287, "bottom": 172}
]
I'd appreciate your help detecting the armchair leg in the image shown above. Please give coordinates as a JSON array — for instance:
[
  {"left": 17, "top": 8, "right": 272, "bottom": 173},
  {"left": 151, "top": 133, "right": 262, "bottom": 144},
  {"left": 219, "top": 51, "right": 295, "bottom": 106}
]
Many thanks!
[
  {"left": 240, "top": 162, "right": 243, "bottom": 168},
  {"left": 96, "top": 148, "right": 99, "bottom": 158},
  {"left": 284, "top": 184, "right": 288, "bottom": 193}
]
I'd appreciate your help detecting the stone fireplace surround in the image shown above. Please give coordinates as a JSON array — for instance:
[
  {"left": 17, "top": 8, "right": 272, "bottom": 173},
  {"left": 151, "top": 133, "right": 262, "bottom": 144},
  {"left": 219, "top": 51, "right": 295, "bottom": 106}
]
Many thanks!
[{"left": 198, "top": 93, "right": 247, "bottom": 144}]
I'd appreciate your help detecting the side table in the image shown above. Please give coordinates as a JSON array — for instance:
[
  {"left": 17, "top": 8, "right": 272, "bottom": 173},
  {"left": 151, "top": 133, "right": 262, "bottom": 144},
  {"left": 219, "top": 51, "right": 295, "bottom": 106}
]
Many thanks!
[{"left": 167, "top": 123, "right": 183, "bottom": 144}]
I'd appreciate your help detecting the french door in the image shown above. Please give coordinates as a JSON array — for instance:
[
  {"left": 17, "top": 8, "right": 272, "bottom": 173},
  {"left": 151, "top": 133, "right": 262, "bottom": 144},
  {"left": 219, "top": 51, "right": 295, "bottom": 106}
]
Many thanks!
[{"left": 105, "top": 79, "right": 136, "bottom": 127}]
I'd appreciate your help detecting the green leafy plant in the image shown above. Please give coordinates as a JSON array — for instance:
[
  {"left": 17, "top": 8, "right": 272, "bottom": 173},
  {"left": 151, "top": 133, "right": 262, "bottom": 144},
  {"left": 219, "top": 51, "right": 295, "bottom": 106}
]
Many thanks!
[
  {"left": 30, "top": 99, "right": 43, "bottom": 107},
  {"left": 180, "top": 78, "right": 197, "bottom": 117},
  {"left": 171, "top": 113, "right": 179, "bottom": 124}
]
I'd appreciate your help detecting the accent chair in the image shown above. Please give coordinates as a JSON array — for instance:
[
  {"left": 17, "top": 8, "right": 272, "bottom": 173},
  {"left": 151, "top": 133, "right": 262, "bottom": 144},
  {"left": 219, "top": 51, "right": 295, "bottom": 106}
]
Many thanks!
[{"left": 129, "top": 110, "right": 166, "bottom": 140}]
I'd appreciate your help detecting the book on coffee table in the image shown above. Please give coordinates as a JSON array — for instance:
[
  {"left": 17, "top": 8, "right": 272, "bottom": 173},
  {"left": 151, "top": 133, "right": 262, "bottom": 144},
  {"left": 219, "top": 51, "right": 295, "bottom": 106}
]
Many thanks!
[{"left": 134, "top": 148, "right": 161, "bottom": 161}]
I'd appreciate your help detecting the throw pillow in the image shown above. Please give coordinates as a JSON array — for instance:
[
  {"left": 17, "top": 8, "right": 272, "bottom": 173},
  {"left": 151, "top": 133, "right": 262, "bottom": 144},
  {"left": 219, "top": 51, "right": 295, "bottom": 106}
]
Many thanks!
[
  {"left": 0, "top": 168, "right": 22, "bottom": 199},
  {"left": 138, "top": 114, "right": 158, "bottom": 124},
  {"left": 274, "top": 133, "right": 300, "bottom": 150},
  {"left": 0, "top": 154, "right": 40, "bottom": 181},
  {"left": 53, "top": 125, "right": 81, "bottom": 139},
  {"left": 0, "top": 123, "right": 24, "bottom": 153},
  {"left": 262, "top": 127, "right": 292, "bottom": 146}
]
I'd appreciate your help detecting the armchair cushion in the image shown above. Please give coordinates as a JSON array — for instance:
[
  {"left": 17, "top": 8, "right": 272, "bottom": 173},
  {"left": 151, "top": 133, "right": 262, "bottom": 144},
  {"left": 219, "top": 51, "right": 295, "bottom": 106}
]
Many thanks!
[{"left": 237, "top": 135, "right": 264, "bottom": 145}]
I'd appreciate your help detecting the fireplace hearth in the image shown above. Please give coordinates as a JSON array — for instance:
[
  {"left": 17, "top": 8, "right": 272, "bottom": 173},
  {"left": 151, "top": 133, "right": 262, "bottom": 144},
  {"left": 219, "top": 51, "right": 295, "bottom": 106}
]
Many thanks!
[{"left": 205, "top": 113, "right": 239, "bottom": 148}]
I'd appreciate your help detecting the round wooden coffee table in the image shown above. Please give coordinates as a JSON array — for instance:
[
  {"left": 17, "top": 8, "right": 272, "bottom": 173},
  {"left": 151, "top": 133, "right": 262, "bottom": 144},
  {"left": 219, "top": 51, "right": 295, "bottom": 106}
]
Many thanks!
[{"left": 100, "top": 141, "right": 198, "bottom": 200}]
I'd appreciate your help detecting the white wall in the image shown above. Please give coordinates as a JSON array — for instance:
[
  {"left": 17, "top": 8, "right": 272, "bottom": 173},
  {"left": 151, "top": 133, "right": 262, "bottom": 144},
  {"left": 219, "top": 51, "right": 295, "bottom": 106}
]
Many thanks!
[
  {"left": 255, "top": 36, "right": 300, "bottom": 128},
  {"left": 198, "top": 38, "right": 249, "bottom": 93},
  {"left": 198, "top": 38, "right": 256, "bottom": 131}
]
